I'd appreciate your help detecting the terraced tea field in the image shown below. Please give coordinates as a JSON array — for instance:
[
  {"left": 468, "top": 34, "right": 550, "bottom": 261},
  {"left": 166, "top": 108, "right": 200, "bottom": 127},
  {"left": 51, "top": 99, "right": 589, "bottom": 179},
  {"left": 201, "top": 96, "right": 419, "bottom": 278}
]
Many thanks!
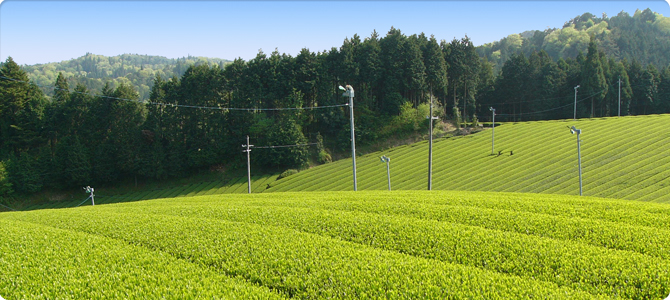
[
  {"left": 1, "top": 191, "right": 669, "bottom": 299},
  {"left": 267, "top": 114, "right": 670, "bottom": 202}
]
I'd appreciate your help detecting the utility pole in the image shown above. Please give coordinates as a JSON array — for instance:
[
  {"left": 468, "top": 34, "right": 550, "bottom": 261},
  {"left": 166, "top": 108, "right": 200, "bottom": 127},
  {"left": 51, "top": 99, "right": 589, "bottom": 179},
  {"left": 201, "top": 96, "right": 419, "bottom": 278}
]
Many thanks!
[
  {"left": 618, "top": 76, "right": 621, "bottom": 117},
  {"left": 242, "top": 135, "right": 253, "bottom": 194},
  {"left": 340, "top": 85, "right": 357, "bottom": 191}
]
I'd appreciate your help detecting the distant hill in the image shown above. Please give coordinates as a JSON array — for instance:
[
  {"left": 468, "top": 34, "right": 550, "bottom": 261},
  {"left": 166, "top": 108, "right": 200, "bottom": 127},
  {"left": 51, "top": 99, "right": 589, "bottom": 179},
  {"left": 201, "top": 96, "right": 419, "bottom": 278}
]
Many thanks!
[
  {"left": 478, "top": 8, "right": 670, "bottom": 72},
  {"left": 20, "top": 53, "right": 231, "bottom": 100}
]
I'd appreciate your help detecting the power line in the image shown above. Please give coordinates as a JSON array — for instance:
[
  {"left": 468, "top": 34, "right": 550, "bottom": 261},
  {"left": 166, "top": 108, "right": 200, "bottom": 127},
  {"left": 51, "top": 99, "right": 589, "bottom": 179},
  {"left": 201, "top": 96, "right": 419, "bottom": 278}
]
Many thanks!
[
  {"left": 0, "top": 203, "right": 18, "bottom": 211},
  {"left": 496, "top": 87, "right": 608, "bottom": 116},
  {"left": 0, "top": 75, "right": 348, "bottom": 111},
  {"left": 254, "top": 143, "right": 317, "bottom": 149}
]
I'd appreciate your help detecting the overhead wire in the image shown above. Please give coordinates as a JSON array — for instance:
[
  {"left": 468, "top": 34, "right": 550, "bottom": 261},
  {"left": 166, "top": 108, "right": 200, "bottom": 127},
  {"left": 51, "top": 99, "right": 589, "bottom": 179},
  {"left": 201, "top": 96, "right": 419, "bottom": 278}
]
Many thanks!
[
  {"left": 0, "top": 203, "right": 18, "bottom": 211},
  {"left": 495, "top": 87, "right": 608, "bottom": 116},
  {"left": 253, "top": 143, "right": 318, "bottom": 149}
]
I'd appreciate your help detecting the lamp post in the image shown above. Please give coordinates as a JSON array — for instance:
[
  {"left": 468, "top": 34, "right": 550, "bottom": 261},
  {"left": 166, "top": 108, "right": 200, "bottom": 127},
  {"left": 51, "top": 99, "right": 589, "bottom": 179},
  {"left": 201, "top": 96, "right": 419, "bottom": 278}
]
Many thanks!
[
  {"left": 83, "top": 186, "right": 95, "bottom": 206},
  {"left": 573, "top": 85, "right": 580, "bottom": 120},
  {"left": 340, "top": 85, "right": 357, "bottom": 191},
  {"left": 380, "top": 155, "right": 391, "bottom": 191},
  {"left": 489, "top": 107, "right": 496, "bottom": 155},
  {"left": 570, "top": 126, "right": 583, "bottom": 196}
]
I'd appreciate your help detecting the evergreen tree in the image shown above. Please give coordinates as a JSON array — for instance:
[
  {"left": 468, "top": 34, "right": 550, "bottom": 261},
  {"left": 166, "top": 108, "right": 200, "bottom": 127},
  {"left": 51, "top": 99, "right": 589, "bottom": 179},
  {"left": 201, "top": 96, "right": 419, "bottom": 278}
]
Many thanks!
[
  {"left": 656, "top": 66, "right": 670, "bottom": 113},
  {"left": 0, "top": 57, "right": 46, "bottom": 156},
  {"left": 607, "top": 60, "right": 632, "bottom": 116},
  {"left": 580, "top": 36, "right": 608, "bottom": 118},
  {"left": 54, "top": 135, "right": 91, "bottom": 187},
  {"left": 423, "top": 35, "right": 448, "bottom": 113}
]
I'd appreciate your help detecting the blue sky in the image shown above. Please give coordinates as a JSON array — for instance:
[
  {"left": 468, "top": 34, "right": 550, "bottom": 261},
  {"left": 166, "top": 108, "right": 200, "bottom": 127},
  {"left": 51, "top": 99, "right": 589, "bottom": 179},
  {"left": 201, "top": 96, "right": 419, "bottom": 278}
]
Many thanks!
[{"left": 1, "top": 1, "right": 668, "bottom": 65}]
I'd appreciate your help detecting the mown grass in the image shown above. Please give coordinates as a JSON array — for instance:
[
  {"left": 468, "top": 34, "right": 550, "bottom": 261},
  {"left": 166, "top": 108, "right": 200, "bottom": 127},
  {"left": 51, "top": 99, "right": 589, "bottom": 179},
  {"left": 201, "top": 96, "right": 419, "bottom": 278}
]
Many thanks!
[
  {"left": 2, "top": 190, "right": 669, "bottom": 299},
  {"left": 267, "top": 114, "right": 670, "bottom": 202}
]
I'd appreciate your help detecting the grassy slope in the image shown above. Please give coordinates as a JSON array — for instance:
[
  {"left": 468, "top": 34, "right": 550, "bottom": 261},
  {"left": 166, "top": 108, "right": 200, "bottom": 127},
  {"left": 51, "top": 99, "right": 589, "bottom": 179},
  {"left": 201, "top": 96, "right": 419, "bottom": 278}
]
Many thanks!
[
  {"left": 2, "top": 190, "right": 670, "bottom": 298},
  {"left": 266, "top": 114, "right": 670, "bottom": 202}
]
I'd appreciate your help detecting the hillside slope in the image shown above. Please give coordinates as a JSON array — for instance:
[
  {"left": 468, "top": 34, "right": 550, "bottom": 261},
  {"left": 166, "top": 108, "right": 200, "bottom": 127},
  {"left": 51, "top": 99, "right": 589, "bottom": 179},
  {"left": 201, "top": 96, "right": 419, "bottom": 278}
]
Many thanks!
[
  {"left": 266, "top": 114, "right": 670, "bottom": 202},
  {"left": 2, "top": 190, "right": 670, "bottom": 298}
]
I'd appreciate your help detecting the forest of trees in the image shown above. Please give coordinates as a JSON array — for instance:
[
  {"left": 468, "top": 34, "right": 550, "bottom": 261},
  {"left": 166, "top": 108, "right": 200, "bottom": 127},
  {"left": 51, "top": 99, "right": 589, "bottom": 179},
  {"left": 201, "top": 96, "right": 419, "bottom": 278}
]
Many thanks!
[{"left": 1, "top": 10, "right": 669, "bottom": 201}]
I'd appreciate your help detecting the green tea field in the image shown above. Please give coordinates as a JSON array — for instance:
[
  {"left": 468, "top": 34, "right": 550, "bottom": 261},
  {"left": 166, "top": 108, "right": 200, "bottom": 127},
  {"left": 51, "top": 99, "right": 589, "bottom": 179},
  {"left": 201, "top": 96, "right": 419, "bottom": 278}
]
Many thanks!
[
  {"left": 268, "top": 114, "right": 670, "bottom": 202},
  {"left": 2, "top": 191, "right": 670, "bottom": 299}
]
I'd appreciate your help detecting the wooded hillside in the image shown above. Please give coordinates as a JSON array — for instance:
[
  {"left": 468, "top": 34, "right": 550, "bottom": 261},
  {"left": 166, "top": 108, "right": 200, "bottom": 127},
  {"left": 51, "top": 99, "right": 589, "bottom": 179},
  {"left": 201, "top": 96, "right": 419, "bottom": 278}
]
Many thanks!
[
  {"left": 478, "top": 9, "right": 670, "bottom": 72},
  {"left": 19, "top": 53, "right": 230, "bottom": 100}
]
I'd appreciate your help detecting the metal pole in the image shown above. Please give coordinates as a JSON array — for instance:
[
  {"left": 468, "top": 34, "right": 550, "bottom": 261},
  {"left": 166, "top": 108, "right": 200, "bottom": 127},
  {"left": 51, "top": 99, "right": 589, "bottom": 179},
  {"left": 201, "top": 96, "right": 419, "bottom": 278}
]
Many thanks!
[
  {"left": 428, "top": 93, "right": 434, "bottom": 190},
  {"left": 242, "top": 135, "right": 253, "bottom": 194},
  {"left": 573, "top": 85, "right": 579, "bottom": 120},
  {"left": 618, "top": 76, "right": 621, "bottom": 117},
  {"left": 348, "top": 86, "right": 357, "bottom": 191},
  {"left": 386, "top": 159, "right": 391, "bottom": 191},
  {"left": 577, "top": 132, "right": 582, "bottom": 196},
  {"left": 490, "top": 107, "right": 495, "bottom": 155}
]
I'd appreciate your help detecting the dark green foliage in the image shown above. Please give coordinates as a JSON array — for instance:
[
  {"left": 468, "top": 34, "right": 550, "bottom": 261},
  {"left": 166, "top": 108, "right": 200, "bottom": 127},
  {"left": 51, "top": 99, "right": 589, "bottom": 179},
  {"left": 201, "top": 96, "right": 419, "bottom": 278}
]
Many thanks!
[
  {"left": 6, "top": 153, "right": 43, "bottom": 194},
  {"left": 656, "top": 66, "right": 670, "bottom": 113},
  {"left": 0, "top": 57, "right": 47, "bottom": 157},
  {"left": 255, "top": 118, "right": 309, "bottom": 169},
  {"left": 54, "top": 135, "right": 91, "bottom": 187},
  {"left": 581, "top": 36, "right": 608, "bottom": 118},
  {"left": 0, "top": 161, "right": 13, "bottom": 197},
  {"left": 277, "top": 169, "right": 299, "bottom": 179}
]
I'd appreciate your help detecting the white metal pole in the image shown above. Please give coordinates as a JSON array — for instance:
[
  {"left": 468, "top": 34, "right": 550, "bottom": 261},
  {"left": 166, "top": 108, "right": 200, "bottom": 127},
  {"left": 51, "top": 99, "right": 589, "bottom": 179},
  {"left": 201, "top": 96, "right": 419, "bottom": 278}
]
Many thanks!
[
  {"left": 577, "top": 132, "right": 582, "bottom": 196},
  {"left": 348, "top": 86, "right": 357, "bottom": 191},
  {"left": 386, "top": 160, "right": 391, "bottom": 191}
]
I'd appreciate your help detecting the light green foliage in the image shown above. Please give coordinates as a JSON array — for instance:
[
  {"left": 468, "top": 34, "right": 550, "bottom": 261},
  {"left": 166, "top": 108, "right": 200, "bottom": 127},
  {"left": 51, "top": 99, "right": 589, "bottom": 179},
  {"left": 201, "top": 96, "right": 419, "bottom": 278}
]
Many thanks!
[
  {"left": 267, "top": 114, "right": 670, "bottom": 203},
  {"left": 317, "top": 150, "right": 332, "bottom": 164},
  {"left": 654, "top": 14, "right": 670, "bottom": 35},
  {"left": 0, "top": 219, "right": 285, "bottom": 299},
  {"left": 586, "top": 21, "right": 610, "bottom": 36},
  {"left": 506, "top": 33, "right": 524, "bottom": 49},
  {"left": 3, "top": 191, "right": 670, "bottom": 298},
  {"left": 5, "top": 191, "right": 645, "bottom": 298},
  {"left": 386, "top": 102, "right": 430, "bottom": 133},
  {"left": 542, "top": 25, "right": 590, "bottom": 59}
]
